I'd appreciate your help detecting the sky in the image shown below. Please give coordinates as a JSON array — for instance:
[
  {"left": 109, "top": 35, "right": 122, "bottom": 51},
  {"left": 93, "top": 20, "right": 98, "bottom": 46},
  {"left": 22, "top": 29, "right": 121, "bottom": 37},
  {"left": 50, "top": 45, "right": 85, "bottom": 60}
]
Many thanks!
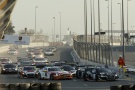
[{"left": 11, "top": 0, "right": 135, "bottom": 38}]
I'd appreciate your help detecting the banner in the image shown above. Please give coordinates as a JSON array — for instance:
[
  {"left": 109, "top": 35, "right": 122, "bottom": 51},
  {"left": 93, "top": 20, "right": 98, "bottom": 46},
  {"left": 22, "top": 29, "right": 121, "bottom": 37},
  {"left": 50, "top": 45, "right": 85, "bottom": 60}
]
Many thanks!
[{"left": 0, "top": 35, "right": 30, "bottom": 45}]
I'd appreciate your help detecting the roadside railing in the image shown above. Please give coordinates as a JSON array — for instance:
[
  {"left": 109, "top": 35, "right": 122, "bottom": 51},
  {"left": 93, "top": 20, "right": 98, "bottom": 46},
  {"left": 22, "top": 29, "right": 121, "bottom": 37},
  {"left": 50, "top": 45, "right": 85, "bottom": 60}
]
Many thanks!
[{"left": 73, "top": 38, "right": 113, "bottom": 66}]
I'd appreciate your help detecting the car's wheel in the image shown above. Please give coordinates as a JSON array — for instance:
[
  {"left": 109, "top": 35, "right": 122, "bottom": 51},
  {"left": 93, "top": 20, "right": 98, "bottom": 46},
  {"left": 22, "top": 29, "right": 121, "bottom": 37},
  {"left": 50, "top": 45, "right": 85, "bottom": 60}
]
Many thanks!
[
  {"left": 1, "top": 70, "right": 3, "bottom": 74},
  {"left": 83, "top": 74, "right": 89, "bottom": 81},
  {"left": 50, "top": 74, "right": 54, "bottom": 80},
  {"left": 95, "top": 75, "right": 99, "bottom": 82},
  {"left": 38, "top": 74, "right": 42, "bottom": 80}
]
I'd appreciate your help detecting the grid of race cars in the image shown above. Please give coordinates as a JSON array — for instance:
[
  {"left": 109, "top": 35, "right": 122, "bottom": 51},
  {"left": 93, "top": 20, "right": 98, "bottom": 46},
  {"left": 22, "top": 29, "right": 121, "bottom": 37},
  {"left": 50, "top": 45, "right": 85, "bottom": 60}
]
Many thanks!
[{"left": 0, "top": 47, "right": 123, "bottom": 81}]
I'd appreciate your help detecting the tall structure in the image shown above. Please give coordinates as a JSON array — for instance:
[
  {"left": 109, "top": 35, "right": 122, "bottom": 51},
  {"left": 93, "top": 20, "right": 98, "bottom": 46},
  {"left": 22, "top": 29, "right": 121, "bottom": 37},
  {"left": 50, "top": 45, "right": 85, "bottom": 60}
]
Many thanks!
[{"left": 0, "top": 0, "right": 17, "bottom": 38}]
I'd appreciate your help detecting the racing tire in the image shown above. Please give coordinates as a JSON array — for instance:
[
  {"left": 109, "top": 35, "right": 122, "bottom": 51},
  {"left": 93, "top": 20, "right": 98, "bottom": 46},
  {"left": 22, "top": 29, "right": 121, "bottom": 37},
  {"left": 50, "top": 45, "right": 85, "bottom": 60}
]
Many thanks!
[
  {"left": 50, "top": 74, "right": 54, "bottom": 80},
  {"left": 38, "top": 74, "right": 42, "bottom": 80},
  {"left": 95, "top": 75, "right": 99, "bottom": 82},
  {"left": 1, "top": 70, "right": 3, "bottom": 74}
]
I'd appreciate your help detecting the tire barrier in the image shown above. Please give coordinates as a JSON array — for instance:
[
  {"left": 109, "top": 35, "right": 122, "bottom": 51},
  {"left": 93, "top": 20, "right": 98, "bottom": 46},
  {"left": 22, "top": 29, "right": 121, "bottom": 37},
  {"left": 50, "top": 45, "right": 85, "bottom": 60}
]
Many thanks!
[
  {"left": 110, "top": 85, "right": 122, "bottom": 90},
  {"left": 30, "top": 83, "right": 41, "bottom": 90},
  {"left": 50, "top": 82, "right": 61, "bottom": 90},
  {"left": 20, "top": 83, "right": 30, "bottom": 90},
  {"left": 41, "top": 83, "right": 50, "bottom": 90},
  {"left": 9, "top": 83, "right": 19, "bottom": 90},
  {"left": 0, "top": 84, "right": 9, "bottom": 90},
  {"left": 110, "top": 84, "right": 135, "bottom": 90},
  {"left": 0, "top": 83, "right": 61, "bottom": 90}
]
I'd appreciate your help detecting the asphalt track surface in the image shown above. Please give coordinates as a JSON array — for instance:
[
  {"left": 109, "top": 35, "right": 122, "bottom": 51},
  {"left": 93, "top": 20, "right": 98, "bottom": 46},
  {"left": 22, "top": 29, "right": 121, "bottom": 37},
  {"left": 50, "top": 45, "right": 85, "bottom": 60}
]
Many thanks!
[{"left": 0, "top": 46, "right": 135, "bottom": 90}]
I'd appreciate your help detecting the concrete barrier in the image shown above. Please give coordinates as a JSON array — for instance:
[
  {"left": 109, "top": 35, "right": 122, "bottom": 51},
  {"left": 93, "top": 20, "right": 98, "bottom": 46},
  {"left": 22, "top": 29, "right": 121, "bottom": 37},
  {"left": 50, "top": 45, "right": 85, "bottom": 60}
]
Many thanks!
[
  {"left": 0, "top": 42, "right": 49, "bottom": 53},
  {"left": 22, "top": 42, "right": 49, "bottom": 48},
  {"left": 0, "top": 45, "right": 10, "bottom": 53}
]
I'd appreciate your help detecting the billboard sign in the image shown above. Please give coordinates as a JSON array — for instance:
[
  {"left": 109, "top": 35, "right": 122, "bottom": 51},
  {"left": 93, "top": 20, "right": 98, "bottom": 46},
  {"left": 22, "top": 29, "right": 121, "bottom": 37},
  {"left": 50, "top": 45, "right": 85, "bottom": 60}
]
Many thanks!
[{"left": 0, "top": 35, "right": 30, "bottom": 45}]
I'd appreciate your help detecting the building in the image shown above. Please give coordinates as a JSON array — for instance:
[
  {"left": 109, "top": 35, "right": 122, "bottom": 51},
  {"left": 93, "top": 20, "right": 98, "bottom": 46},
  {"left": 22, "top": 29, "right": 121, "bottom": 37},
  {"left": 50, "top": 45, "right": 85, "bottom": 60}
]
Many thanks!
[{"left": 0, "top": 0, "right": 17, "bottom": 39}]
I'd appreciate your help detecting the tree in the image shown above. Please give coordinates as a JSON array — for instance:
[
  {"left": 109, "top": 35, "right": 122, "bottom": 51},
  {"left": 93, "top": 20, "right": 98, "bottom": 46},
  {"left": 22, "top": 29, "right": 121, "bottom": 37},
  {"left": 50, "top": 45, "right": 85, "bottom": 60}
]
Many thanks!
[{"left": 4, "top": 21, "right": 15, "bottom": 34}]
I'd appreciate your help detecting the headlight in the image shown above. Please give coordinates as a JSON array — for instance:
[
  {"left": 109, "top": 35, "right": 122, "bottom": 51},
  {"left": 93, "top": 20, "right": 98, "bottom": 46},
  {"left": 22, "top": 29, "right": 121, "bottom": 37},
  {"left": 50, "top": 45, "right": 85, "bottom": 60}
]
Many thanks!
[
  {"left": 55, "top": 73, "right": 58, "bottom": 76},
  {"left": 100, "top": 73, "right": 105, "bottom": 74},
  {"left": 115, "top": 74, "right": 118, "bottom": 76},
  {"left": 3, "top": 68, "right": 5, "bottom": 70},
  {"left": 15, "top": 68, "right": 17, "bottom": 71}
]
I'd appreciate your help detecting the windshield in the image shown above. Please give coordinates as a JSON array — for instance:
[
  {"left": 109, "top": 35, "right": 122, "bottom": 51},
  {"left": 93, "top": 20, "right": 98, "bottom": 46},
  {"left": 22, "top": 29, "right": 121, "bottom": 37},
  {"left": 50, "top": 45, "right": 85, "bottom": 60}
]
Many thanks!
[
  {"left": 48, "top": 68, "right": 61, "bottom": 71},
  {"left": 0, "top": 59, "right": 9, "bottom": 62},
  {"left": 4, "top": 64, "right": 16, "bottom": 68},
  {"left": 62, "top": 66, "right": 75, "bottom": 70},
  {"left": 23, "top": 67, "right": 35, "bottom": 71},
  {"left": 35, "top": 58, "right": 45, "bottom": 61},
  {"left": 34, "top": 53, "right": 42, "bottom": 55},
  {"left": 97, "top": 68, "right": 112, "bottom": 73}
]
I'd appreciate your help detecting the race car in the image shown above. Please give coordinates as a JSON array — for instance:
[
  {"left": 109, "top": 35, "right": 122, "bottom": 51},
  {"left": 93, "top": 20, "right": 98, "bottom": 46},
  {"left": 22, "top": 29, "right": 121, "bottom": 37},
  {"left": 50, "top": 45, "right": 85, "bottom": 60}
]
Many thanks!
[
  {"left": 18, "top": 66, "right": 37, "bottom": 78},
  {"left": 37, "top": 67, "right": 73, "bottom": 80},
  {"left": 49, "top": 47, "right": 57, "bottom": 52},
  {"left": 61, "top": 65, "right": 77, "bottom": 77},
  {"left": 83, "top": 67, "right": 119, "bottom": 81},
  {"left": 7, "top": 49, "right": 18, "bottom": 55},
  {"left": 1, "top": 63, "right": 18, "bottom": 74},
  {"left": 43, "top": 49, "right": 54, "bottom": 56},
  {"left": 0, "top": 57, "right": 12, "bottom": 64},
  {"left": 17, "top": 57, "right": 31, "bottom": 66},
  {"left": 31, "top": 57, "right": 48, "bottom": 65}
]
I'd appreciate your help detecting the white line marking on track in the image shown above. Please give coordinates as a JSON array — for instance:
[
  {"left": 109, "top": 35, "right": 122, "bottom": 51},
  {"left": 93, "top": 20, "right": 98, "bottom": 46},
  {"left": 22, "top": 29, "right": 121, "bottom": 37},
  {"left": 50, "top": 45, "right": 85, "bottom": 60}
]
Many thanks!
[
  {"left": 33, "top": 80, "right": 35, "bottom": 82},
  {"left": 73, "top": 79, "right": 76, "bottom": 81},
  {"left": 83, "top": 84, "right": 87, "bottom": 86}
]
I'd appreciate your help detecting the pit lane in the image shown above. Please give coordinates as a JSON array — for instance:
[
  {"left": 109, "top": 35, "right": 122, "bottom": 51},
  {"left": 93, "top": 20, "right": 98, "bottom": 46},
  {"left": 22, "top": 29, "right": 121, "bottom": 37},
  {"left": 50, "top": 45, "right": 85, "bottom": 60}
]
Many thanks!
[{"left": 0, "top": 46, "right": 135, "bottom": 90}]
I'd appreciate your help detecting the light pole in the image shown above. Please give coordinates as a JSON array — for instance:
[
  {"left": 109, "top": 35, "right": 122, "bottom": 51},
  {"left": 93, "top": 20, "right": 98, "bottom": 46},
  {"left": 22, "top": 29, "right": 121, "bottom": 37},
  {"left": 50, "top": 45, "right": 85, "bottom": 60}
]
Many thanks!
[
  {"left": 122, "top": 0, "right": 125, "bottom": 62},
  {"left": 59, "top": 12, "right": 61, "bottom": 42},
  {"left": 112, "top": 23, "right": 116, "bottom": 41},
  {"left": 98, "top": 0, "right": 101, "bottom": 62},
  {"left": 127, "top": 0, "right": 131, "bottom": 44},
  {"left": 35, "top": 6, "right": 38, "bottom": 42},
  {"left": 118, "top": 3, "right": 122, "bottom": 45},
  {"left": 105, "top": 0, "right": 110, "bottom": 44},
  {"left": 90, "top": 0, "right": 92, "bottom": 43},
  {"left": 111, "top": 0, "right": 113, "bottom": 46},
  {"left": 53, "top": 17, "right": 55, "bottom": 42},
  {"left": 93, "top": 0, "right": 95, "bottom": 43},
  {"left": 84, "top": 0, "right": 87, "bottom": 43}
]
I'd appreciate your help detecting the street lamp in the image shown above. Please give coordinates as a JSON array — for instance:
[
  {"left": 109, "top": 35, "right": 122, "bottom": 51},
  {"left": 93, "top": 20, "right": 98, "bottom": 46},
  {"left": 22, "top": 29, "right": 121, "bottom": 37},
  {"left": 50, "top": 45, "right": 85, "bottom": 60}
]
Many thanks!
[
  {"left": 93, "top": 0, "right": 95, "bottom": 43},
  {"left": 111, "top": 0, "right": 113, "bottom": 46},
  {"left": 98, "top": 0, "right": 101, "bottom": 63},
  {"left": 84, "top": 0, "right": 87, "bottom": 43},
  {"left": 118, "top": 3, "right": 122, "bottom": 45},
  {"left": 53, "top": 17, "right": 55, "bottom": 42},
  {"left": 127, "top": 0, "right": 131, "bottom": 44},
  {"left": 35, "top": 6, "right": 38, "bottom": 42},
  {"left": 59, "top": 12, "right": 61, "bottom": 42},
  {"left": 105, "top": 0, "right": 110, "bottom": 44}
]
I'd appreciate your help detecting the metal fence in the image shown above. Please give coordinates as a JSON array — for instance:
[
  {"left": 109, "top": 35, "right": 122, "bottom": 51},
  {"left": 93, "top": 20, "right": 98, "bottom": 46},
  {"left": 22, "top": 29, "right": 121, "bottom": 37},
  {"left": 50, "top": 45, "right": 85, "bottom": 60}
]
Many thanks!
[{"left": 73, "top": 37, "right": 113, "bottom": 66}]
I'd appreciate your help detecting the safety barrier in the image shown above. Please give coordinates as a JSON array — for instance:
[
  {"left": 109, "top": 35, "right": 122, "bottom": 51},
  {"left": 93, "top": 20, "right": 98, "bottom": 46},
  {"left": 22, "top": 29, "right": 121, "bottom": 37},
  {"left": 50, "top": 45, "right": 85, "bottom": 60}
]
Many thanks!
[
  {"left": 49, "top": 42, "right": 63, "bottom": 46},
  {"left": 0, "top": 82, "right": 61, "bottom": 90},
  {"left": 110, "top": 84, "right": 135, "bottom": 90}
]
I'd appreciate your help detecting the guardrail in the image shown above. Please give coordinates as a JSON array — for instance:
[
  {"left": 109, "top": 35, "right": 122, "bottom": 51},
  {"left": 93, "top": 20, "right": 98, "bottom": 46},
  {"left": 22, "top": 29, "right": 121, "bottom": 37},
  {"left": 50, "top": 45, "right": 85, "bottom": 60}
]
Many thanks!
[
  {"left": 71, "top": 48, "right": 120, "bottom": 75},
  {"left": 0, "top": 82, "right": 61, "bottom": 90}
]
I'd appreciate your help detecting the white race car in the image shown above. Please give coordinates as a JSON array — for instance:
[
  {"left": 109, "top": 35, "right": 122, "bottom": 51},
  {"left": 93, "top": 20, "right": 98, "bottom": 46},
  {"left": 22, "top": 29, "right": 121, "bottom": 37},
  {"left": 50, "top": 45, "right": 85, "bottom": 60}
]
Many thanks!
[
  {"left": 32, "top": 57, "right": 48, "bottom": 65},
  {"left": 18, "top": 66, "right": 37, "bottom": 78},
  {"left": 7, "top": 49, "right": 18, "bottom": 55},
  {"left": 44, "top": 49, "right": 54, "bottom": 56},
  {"left": 37, "top": 67, "right": 73, "bottom": 80}
]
